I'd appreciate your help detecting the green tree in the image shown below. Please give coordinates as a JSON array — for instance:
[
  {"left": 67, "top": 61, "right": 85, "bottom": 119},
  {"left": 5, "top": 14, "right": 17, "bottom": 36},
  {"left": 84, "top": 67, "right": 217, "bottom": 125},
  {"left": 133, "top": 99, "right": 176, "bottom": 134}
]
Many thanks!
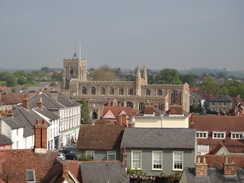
[
  {"left": 6, "top": 74, "right": 17, "bottom": 87},
  {"left": 78, "top": 100, "right": 91, "bottom": 124},
  {"left": 155, "top": 69, "right": 182, "bottom": 84},
  {"left": 92, "top": 65, "right": 118, "bottom": 81},
  {"left": 200, "top": 76, "right": 220, "bottom": 95},
  {"left": 180, "top": 74, "right": 195, "bottom": 87}
]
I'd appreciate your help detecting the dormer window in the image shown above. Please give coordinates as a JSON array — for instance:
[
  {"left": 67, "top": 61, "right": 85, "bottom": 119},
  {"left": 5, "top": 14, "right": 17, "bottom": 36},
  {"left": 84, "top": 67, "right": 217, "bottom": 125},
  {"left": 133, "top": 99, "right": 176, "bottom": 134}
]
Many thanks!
[
  {"left": 212, "top": 131, "right": 226, "bottom": 139},
  {"left": 231, "top": 132, "right": 244, "bottom": 139},
  {"left": 196, "top": 131, "right": 208, "bottom": 139}
]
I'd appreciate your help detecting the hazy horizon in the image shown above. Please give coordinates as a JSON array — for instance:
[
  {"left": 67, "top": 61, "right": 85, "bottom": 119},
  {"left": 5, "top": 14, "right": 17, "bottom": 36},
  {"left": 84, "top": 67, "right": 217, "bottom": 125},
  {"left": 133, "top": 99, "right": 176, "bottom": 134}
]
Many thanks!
[{"left": 0, "top": 1, "right": 243, "bottom": 71}]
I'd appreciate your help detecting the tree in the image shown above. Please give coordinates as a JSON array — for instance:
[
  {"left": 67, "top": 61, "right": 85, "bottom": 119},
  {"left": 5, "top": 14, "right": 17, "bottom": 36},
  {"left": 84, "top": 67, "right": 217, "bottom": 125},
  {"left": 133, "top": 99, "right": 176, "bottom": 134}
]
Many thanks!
[
  {"left": 180, "top": 74, "right": 196, "bottom": 87},
  {"left": 155, "top": 69, "right": 182, "bottom": 84},
  {"left": 92, "top": 65, "right": 118, "bottom": 81},
  {"left": 78, "top": 100, "right": 91, "bottom": 124},
  {"left": 200, "top": 76, "right": 220, "bottom": 96}
]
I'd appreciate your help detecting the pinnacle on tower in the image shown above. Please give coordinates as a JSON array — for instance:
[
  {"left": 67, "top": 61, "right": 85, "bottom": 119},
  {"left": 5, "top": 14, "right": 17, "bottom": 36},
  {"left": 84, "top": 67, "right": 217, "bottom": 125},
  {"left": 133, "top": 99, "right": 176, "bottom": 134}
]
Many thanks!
[{"left": 136, "top": 65, "right": 141, "bottom": 78}]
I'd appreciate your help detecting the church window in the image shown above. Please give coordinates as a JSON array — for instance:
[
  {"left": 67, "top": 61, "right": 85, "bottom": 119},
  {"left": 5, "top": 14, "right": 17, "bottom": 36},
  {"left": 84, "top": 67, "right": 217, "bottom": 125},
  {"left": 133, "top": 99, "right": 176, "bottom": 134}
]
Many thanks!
[
  {"left": 146, "top": 89, "right": 151, "bottom": 96},
  {"left": 69, "top": 67, "right": 74, "bottom": 75},
  {"left": 110, "top": 87, "right": 114, "bottom": 95},
  {"left": 139, "top": 102, "right": 145, "bottom": 111},
  {"left": 128, "top": 88, "right": 133, "bottom": 95},
  {"left": 158, "top": 89, "right": 162, "bottom": 96},
  {"left": 82, "top": 87, "right": 87, "bottom": 94},
  {"left": 158, "top": 103, "right": 164, "bottom": 110},
  {"left": 127, "top": 102, "right": 133, "bottom": 108},
  {"left": 118, "top": 101, "right": 124, "bottom": 107},
  {"left": 101, "top": 87, "right": 106, "bottom": 95},
  {"left": 171, "top": 90, "right": 178, "bottom": 104},
  {"left": 119, "top": 87, "right": 124, "bottom": 95},
  {"left": 91, "top": 87, "right": 96, "bottom": 95}
]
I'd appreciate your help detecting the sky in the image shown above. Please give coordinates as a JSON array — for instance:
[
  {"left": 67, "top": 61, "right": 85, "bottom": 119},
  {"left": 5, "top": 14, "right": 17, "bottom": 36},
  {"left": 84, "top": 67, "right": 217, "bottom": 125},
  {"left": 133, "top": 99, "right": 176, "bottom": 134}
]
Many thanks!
[{"left": 0, "top": 0, "right": 244, "bottom": 71}]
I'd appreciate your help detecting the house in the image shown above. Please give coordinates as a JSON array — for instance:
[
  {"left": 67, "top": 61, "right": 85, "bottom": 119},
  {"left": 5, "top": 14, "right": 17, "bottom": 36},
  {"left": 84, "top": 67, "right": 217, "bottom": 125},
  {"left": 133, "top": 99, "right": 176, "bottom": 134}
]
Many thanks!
[
  {"left": 190, "top": 92, "right": 205, "bottom": 108},
  {"left": 180, "top": 157, "right": 244, "bottom": 183},
  {"left": 131, "top": 105, "right": 190, "bottom": 128},
  {"left": 121, "top": 128, "right": 196, "bottom": 175},
  {"left": 76, "top": 125, "right": 125, "bottom": 161},
  {"left": 190, "top": 115, "right": 244, "bottom": 155},
  {"left": 0, "top": 93, "right": 24, "bottom": 112},
  {"left": 29, "top": 91, "right": 81, "bottom": 148},
  {"left": 208, "top": 96, "right": 234, "bottom": 114},
  {"left": 101, "top": 105, "right": 136, "bottom": 126}
]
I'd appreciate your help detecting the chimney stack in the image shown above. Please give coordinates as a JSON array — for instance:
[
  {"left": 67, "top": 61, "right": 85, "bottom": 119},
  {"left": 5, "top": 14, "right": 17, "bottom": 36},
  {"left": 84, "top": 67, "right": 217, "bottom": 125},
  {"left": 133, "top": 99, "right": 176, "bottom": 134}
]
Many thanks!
[
  {"left": 50, "top": 90, "right": 58, "bottom": 101},
  {"left": 195, "top": 157, "right": 208, "bottom": 176},
  {"left": 224, "top": 157, "right": 236, "bottom": 176},
  {"left": 36, "top": 97, "right": 43, "bottom": 109},
  {"left": 23, "top": 94, "right": 29, "bottom": 110},
  {"left": 190, "top": 113, "right": 195, "bottom": 126},
  {"left": 34, "top": 119, "right": 48, "bottom": 153}
]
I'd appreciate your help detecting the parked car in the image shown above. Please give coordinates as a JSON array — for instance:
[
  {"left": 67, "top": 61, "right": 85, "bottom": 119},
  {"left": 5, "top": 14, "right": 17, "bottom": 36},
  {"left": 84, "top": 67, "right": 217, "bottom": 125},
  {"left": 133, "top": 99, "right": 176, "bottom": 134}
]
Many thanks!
[
  {"left": 61, "top": 146, "right": 79, "bottom": 155},
  {"left": 65, "top": 152, "right": 78, "bottom": 160},
  {"left": 57, "top": 152, "right": 66, "bottom": 160}
]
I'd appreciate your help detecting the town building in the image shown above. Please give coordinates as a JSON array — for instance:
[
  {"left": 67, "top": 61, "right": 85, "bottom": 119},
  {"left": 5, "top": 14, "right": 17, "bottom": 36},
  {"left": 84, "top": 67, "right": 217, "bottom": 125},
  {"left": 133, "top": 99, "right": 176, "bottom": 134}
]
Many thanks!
[{"left": 61, "top": 53, "right": 190, "bottom": 119}]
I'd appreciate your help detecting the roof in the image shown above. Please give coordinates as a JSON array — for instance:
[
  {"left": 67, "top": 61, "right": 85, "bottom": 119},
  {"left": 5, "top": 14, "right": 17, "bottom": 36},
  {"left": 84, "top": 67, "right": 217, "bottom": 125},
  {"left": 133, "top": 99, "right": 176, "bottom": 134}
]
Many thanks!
[
  {"left": 0, "top": 134, "right": 12, "bottom": 145},
  {"left": 2, "top": 117, "right": 24, "bottom": 129},
  {"left": 80, "top": 161, "right": 129, "bottom": 183},
  {"left": 32, "top": 107, "right": 59, "bottom": 120},
  {"left": 135, "top": 105, "right": 163, "bottom": 117},
  {"left": 122, "top": 128, "right": 196, "bottom": 149},
  {"left": 0, "top": 149, "right": 58, "bottom": 183},
  {"left": 209, "top": 96, "right": 234, "bottom": 102},
  {"left": 102, "top": 105, "right": 134, "bottom": 118},
  {"left": 0, "top": 93, "right": 24, "bottom": 105},
  {"left": 181, "top": 167, "right": 244, "bottom": 183},
  {"left": 76, "top": 125, "right": 125, "bottom": 150},
  {"left": 189, "top": 88, "right": 201, "bottom": 94},
  {"left": 190, "top": 92, "right": 205, "bottom": 100}
]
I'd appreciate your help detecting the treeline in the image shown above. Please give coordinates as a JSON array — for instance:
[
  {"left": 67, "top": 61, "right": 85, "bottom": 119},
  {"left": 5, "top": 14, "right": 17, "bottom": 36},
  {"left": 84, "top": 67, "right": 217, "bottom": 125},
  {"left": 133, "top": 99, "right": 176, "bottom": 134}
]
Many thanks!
[{"left": 0, "top": 67, "right": 62, "bottom": 87}]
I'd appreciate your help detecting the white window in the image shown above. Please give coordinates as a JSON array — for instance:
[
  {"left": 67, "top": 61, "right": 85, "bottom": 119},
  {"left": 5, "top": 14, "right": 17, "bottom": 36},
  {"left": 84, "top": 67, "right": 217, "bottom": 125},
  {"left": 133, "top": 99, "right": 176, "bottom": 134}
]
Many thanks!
[
  {"left": 86, "top": 151, "right": 95, "bottom": 160},
  {"left": 107, "top": 114, "right": 113, "bottom": 118},
  {"left": 196, "top": 131, "right": 208, "bottom": 139},
  {"left": 173, "top": 151, "right": 183, "bottom": 171},
  {"left": 152, "top": 151, "right": 162, "bottom": 170},
  {"left": 132, "top": 151, "right": 142, "bottom": 169},
  {"left": 212, "top": 131, "right": 226, "bottom": 139},
  {"left": 231, "top": 132, "right": 244, "bottom": 139},
  {"left": 107, "top": 151, "right": 116, "bottom": 160}
]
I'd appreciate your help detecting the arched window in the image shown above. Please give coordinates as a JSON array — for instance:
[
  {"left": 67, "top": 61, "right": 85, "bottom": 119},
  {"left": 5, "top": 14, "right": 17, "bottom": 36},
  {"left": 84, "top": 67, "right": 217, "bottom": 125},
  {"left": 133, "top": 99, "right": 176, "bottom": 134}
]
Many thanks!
[
  {"left": 91, "top": 87, "right": 96, "bottom": 95},
  {"left": 69, "top": 67, "right": 74, "bottom": 75},
  {"left": 128, "top": 88, "right": 133, "bottom": 95},
  {"left": 92, "top": 111, "right": 98, "bottom": 119},
  {"left": 158, "top": 103, "right": 164, "bottom": 110},
  {"left": 171, "top": 90, "right": 178, "bottom": 104},
  {"left": 82, "top": 87, "right": 87, "bottom": 94},
  {"left": 118, "top": 101, "right": 124, "bottom": 107},
  {"left": 139, "top": 102, "right": 145, "bottom": 111},
  {"left": 157, "top": 89, "right": 162, "bottom": 96},
  {"left": 101, "top": 87, "right": 106, "bottom": 95},
  {"left": 110, "top": 87, "right": 114, "bottom": 95},
  {"left": 119, "top": 87, "right": 124, "bottom": 95},
  {"left": 146, "top": 89, "right": 151, "bottom": 96},
  {"left": 127, "top": 102, "right": 133, "bottom": 108}
]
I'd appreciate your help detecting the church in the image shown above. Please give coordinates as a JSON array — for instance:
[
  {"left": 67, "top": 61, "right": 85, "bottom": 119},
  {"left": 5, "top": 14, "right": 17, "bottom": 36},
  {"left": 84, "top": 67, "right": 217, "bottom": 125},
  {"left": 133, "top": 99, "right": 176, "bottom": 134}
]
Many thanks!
[{"left": 61, "top": 52, "right": 190, "bottom": 119}]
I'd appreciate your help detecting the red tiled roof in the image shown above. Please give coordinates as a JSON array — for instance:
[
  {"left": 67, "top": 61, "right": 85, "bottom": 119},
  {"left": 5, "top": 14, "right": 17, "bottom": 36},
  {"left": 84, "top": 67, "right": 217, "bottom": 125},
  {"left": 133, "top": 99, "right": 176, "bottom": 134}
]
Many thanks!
[
  {"left": 102, "top": 106, "right": 134, "bottom": 118},
  {"left": 0, "top": 149, "right": 57, "bottom": 182},
  {"left": 0, "top": 94, "right": 25, "bottom": 105},
  {"left": 189, "top": 88, "right": 201, "bottom": 94},
  {"left": 76, "top": 125, "right": 125, "bottom": 150}
]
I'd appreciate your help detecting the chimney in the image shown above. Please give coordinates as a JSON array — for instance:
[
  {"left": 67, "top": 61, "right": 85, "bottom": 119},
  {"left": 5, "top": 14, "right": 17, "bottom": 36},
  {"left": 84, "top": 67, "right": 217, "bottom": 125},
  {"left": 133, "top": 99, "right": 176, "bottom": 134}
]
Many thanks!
[
  {"left": 190, "top": 113, "right": 195, "bottom": 126},
  {"left": 117, "top": 115, "right": 122, "bottom": 125},
  {"left": 122, "top": 114, "right": 127, "bottom": 126},
  {"left": 28, "top": 90, "right": 37, "bottom": 99},
  {"left": 36, "top": 97, "right": 43, "bottom": 109},
  {"left": 224, "top": 157, "right": 236, "bottom": 176},
  {"left": 195, "top": 157, "right": 208, "bottom": 176},
  {"left": 169, "top": 105, "right": 183, "bottom": 115},
  {"left": 23, "top": 94, "right": 29, "bottom": 110},
  {"left": 50, "top": 90, "right": 58, "bottom": 101},
  {"left": 34, "top": 119, "right": 48, "bottom": 154},
  {"left": 62, "top": 164, "right": 69, "bottom": 180}
]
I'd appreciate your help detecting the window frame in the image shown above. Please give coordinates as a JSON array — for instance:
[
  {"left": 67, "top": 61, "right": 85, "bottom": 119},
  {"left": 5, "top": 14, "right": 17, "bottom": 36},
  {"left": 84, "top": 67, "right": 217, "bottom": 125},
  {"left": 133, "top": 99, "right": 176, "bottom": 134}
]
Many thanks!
[
  {"left": 86, "top": 150, "right": 95, "bottom": 160},
  {"left": 212, "top": 131, "right": 226, "bottom": 139},
  {"left": 107, "top": 151, "right": 116, "bottom": 160},
  {"left": 131, "top": 150, "right": 142, "bottom": 170},
  {"left": 231, "top": 132, "right": 244, "bottom": 139},
  {"left": 196, "top": 131, "right": 208, "bottom": 139},
  {"left": 173, "top": 151, "right": 183, "bottom": 171},
  {"left": 152, "top": 151, "right": 163, "bottom": 170}
]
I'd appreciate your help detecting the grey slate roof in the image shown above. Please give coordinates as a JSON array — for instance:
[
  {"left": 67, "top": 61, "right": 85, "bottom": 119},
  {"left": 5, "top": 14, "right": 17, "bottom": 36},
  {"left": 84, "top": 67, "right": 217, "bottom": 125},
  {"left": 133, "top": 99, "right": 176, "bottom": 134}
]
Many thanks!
[
  {"left": 190, "top": 92, "right": 205, "bottom": 100},
  {"left": 209, "top": 96, "right": 233, "bottom": 102},
  {"left": 181, "top": 167, "right": 244, "bottom": 183},
  {"left": 57, "top": 94, "right": 81, "bottom": 107},
  {"left": 121, "top": 128, "right": 196, "bottom": 149},
  {"left": 32, "top": 107, "right": 59, "bottom": 120},
  {"left": 79, "top": 161, "right": 129, "bottom": 183},
  {"left": 0, "top": 134, "right": 12, "bottom": 145},
  {"left": 3, "top": 117, "right": 24, "bottom": 129}
]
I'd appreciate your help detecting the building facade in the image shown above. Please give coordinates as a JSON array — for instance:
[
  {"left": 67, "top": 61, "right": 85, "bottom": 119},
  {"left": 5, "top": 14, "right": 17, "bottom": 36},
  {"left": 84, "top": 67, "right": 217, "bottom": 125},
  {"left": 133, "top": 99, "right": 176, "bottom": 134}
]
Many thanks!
[{"left": 61, "top": 53, "right": 190, "bottom": 119}]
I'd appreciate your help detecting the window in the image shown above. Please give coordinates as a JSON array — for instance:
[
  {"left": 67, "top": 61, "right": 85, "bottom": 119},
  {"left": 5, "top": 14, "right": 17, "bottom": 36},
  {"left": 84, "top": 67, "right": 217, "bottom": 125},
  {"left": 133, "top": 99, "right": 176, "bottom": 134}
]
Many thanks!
[
  {"left": 101, "top": 87, "right": 106, "bottom": 95},
  {"left": 158, "top": 103, "right": 164, "bottom": 110},
  {"left": 69, "top": 67, "right": 74, "bottom": 75},
  {"left": 91, "top": 87, "right": 96, "bottom": 95},
  {"left": 196, "top": 131, "right": 208, "bottom": 139},
  {"left": 146, "top": 89, "right": 151, "bottom": 96},
  {"left": 157, "top": 89, "right": 162, "bottom": 96},
  {"left": 139, "top": 102, "right": 145, "bottom": 111},
  {"left": 132, "top": 151, "right": 142, "bottom": 169},
  {"left": 223, "top": 102, "right": 226, "bottom": 106},
  {"left": 107, "top": 151, "right": 116, "bottom": 160},
  {"left": 86, "top": 151, "right": 95, "bottom": 160},
  {"left": 119, "top": 87, "right": 124, "bottom": 95},
  {"left": 127, "top": 102, "right": 133, "bottom": 108},
  {"left": 173, "top": 151, "right": 183, "bottom": 171},
  {"left": 110, "top": 87, "right": 114, "bottom": 95},
  {"left": 152, "top": 151, "right": 162, "bottom": 170},
  {"left": 128, "top": 88, "right": 133, "bottom": 95},
  {"left": 82, "top": 87, "right": 87, "bottom": 94},
  {"left": 26, "top": 169, "right": 36, "bottom": 183},
  {"left": 231, "top": 132, "right": 244, "bottom": 139},
  {"left": 171, "top": 90, "right": 178, "bottom": 104},
  {"left": 212, "top": 102, "right": 215, "bottom": 105},
  {"left": 212, "top": 131, "right": 226, "bottom": 139}
]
